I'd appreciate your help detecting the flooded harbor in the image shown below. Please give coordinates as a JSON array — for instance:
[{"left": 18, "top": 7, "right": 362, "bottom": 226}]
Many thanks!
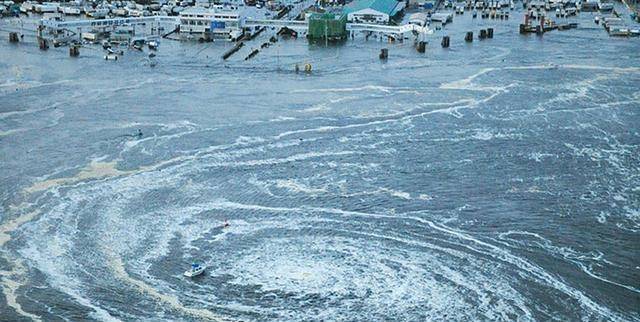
[{"left": 1, "top": 0, "right": 640, "bottom": 320}]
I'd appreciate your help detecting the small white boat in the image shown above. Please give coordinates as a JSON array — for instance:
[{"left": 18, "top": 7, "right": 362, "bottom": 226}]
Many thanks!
[
  {"left": 184, "top": 263, "right": 205, "bottom": 277},
  {"left": 62, "top": 6, "right": 81, "bottom": 15},
  {"left": 20, "top": 2, "right": 34, "bottom": 13},
  {"left": 597, "top": 0, "right": 613, "bottom": 11},
  {"left": 148, "top": 40, "right": 158, "bottom": 50}
]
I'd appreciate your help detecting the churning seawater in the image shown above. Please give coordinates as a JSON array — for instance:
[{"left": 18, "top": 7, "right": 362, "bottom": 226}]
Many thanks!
[{"left": 0, "top": 5, "right": 639, "bottom": 321}]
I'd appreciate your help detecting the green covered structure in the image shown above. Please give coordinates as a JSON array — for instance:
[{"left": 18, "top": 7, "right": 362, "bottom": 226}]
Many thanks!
[{"left": 308, "top": 13, "right": 347, "bottom": 40}]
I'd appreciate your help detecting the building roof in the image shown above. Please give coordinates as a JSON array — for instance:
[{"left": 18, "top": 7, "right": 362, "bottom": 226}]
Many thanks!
[{"left": 343, "top": 0, "right": 400, "bottom": 15}]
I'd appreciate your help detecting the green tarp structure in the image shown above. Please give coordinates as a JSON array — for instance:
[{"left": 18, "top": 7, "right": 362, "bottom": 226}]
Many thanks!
[{"left": 308, "top": 13, "right": 347, "bottom": 40}]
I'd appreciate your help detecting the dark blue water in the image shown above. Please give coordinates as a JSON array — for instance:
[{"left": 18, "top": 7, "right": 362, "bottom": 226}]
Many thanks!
[{"left": 1, "top": 4, "right": 639, "bottom": 321}]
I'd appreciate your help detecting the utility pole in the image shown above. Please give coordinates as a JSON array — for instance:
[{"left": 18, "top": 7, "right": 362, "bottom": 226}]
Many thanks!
[{"left": 325, "top": 20, "right": 328, "bottom": 46}]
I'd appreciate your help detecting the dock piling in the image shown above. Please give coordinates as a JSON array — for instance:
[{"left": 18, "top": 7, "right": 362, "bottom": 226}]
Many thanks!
[
  {"left": 465, "top": 31, "right": 473, "bottom": 42},
  {"left": 479, "top": 29, "right": 487, "bottom": 39},
  {"left": 379, "top": 48, "right": 388, "bottom": 60},
  {"left": 38, "top": 37, "right": 49, "bottom": 50},
  {"left": 69, "top": 45, "right": 80, "bottom": 57},
  {"left": 9, "top": 32, "right": 19, "bottom": 43},
  {"left": 441, "top": 36, "right": 450, "bottom": 48}
]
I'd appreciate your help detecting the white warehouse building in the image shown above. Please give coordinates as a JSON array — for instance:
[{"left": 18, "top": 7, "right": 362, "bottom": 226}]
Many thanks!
[{"left": 179, "top": 7, "right": 243, "bottom": 39}]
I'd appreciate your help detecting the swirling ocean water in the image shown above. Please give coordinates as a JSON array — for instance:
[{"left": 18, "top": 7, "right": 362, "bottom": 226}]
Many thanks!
[{"left": 1, "top": 5, "right": 639, "bottom": 321}]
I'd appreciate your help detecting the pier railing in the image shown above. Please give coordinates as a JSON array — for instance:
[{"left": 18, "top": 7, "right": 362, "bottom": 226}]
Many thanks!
[
  {"left": 347, "top": 23, "right": 433, "bottom": 35},
  {"left": 40, "top": 16, "right": 179, "bottom": 30},
  {"left": 40, "top": 15, "right": 431, "bottom": 37}
]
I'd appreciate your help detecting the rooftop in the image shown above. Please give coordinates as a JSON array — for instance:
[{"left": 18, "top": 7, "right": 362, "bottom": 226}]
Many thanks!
[{"left": 343, "top": 0, "right": 401, "bottom": 15}]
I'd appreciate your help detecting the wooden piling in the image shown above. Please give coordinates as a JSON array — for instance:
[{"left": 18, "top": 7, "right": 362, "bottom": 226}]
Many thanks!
[
  {"left": 465, "top": 31, "right": 473, "bottom": 42},
  {"left": 38, "top": 37, "right": 48, "bottom": 50},
  {"left": 441, "top": 36, "right": 450, "bottom": 48},
  {"left": 9, "top": 32, "right": 19, "bottom": 43},
  {"left": 69, "top": 45, "right": 80, "bottom": 57},
  {"left": 479, "top": 29, "right": 487, "bottom": 39},
  {"left": 379, "top": 48, "right": 388, "bottom": 60}
]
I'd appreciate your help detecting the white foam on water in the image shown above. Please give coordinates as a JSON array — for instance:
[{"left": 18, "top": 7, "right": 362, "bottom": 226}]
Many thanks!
[
  {"left": 104, "top": 253, "right": 230, "bottom": 322},
  {"left": 211, "top": 221, "right": 535, "bottom": 321},
  {"left": 234, "top": 136, "right": 266, "bottom": 145},
  {"left": 291, "top": 85, "right": 398, "bottom": 94},
  {"left": 621, "top": 207, "right": 640, "bottom": 232},
  {"left": 16, "top": 169, "right": 229, "bottom": 319},
  {"left": 256, "top": 205, "right": 625, "bottom": 320},
  {"left": 418, "top": 194, "right": 433, "bottom": 201},
  {"left": 378, "top": 187, "right": 412, "bottom": 200},
  {"left": 421, "top": 221, "right": 623, "bottom": 320},
  {"left": 0, "top": 210, "right": 39, "bottom": 248},
  {"left": 597, "top": 211, "right": 609, "bottom": 224},
  {"left": 18, "top": 239, "right": 121, "bottom": 322},
  {"left": 274, "top": 98, "right": 483, "bottom": 140},
  {"left": 246, "top": 176, "right": 276, "bottom": 197},
  {"left": 339, "top": 187, "right": 414, "bottom": 200},
  {"left": 273, "top": 179, "right": 327, "bottom": 195},
  {"left": 0, "top": 79, "right": 72, "bottom": 95},
  {"left": 613, "top": 194, "right": 627, "bottom": 202},
  {"left": 8, "top": 66, "right": 636, "bottom": 319},
  {"left": 440, "top": 67, "right": 496, "bottom": 91},
  {"left": 441, "top": 64, "right": 640, "bottom": 94},
  {"left": 0, "top": 107, "right": 49, "bottom": 120},
  {"left": 0, "top": 261, "right": 42, "bottom": 322},
  {"left": 267, "top": 116, "right": 297, "bottom": 122},
  {"left": 0, "top": 197, "right": 51, "bottom": 319},
  {"left": 301, "top": 102, "right": 329, "bottom": 113},
  {"left": 471, "top": 129, "right": 495, "bottom": 140},
  {"left": 13, "top": 144, "right": 631, "bottom": 321},
  {"left": 528, "top": 152, "right": 556, "bottom": 162},
  {"left": 498, "top": 229, "right": 640, "bottom": 294}
]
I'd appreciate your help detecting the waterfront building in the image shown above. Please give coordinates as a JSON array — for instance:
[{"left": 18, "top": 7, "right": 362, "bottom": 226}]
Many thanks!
[
  {"left": 343, "top": 0, "right": 405, "bottom": 23},
  {"left": 179, "top": 6, "right": 243, "bottom": 39}
]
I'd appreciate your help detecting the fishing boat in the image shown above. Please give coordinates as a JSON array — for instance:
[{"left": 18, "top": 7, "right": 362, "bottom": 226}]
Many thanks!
[
  {"left": 20, "top": 1, "right": 34, "bottom": 13},
  {"left": 61, "top": 6, "right": 81, "bottom": 15},
  {"left": 184, "top": 263, "right": 206, "bottom": 277},
  {"left": 609, "top": 26, "right": 629, "bottom": 36},
  {"left": 34, "top": 3, "right": 58, "bottom": 13},
  {"left": 87, "top": 7, "right": 109, "bottom": 18},
  {"left": 597, "top": 0, "right": 613, "bottom": 12}
]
